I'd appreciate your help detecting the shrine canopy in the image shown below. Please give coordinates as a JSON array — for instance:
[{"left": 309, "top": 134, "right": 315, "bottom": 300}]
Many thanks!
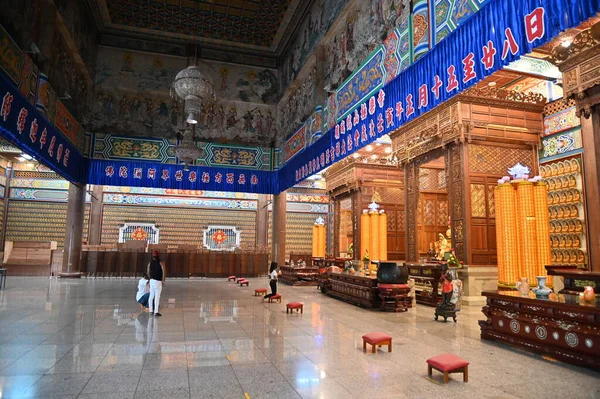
[{"left": 277, "top": 0, "right": 600, "bottom": 193}]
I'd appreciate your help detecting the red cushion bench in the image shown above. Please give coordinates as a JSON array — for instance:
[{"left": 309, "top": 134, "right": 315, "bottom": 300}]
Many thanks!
[
  {"left": 362, "top": 332, "right": 393, "bottom": 353},
  {"left": 228, "top": 276, "right": 236, "bottom": 282},
  {"left": 286, "top": 302, "right": 304, "bottom": 314},
  {"left": 254, "top": 288, "right": 267, "bottom": 296},
  {"left": 426, "top": 353, "right": 469, "bottom": 384},
  {"left": 239, "top": 279, "right": 249, "bottom": 287},
  {"left": 266, "top": 293, "right": 282, "bottom": 303},
  {"left": 236, "top": 278, "right": 245, "bottom": 283}
]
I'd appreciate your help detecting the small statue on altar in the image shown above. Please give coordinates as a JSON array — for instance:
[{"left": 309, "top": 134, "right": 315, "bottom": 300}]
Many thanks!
[{"left": 436, "top": 233, "right": 452, "bottom": 260}]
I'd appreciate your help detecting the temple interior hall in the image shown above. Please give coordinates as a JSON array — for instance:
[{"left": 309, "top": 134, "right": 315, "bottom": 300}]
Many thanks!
[{"left": 0, "top": 0, "right": 599, "bottom": 398}]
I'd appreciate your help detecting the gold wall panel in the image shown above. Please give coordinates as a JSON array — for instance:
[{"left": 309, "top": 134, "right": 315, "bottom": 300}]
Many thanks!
[
  {"left": 469, "top": 144, "right": 533, "bottom": 175},
  {"left": 102, "top": 205, "right": 256, "bottom": 248},
  {"left": 471, "top": 184, "right": 486, "bottom": 218},
  {"left": 6, "top": 201, "right": 90, "bottom": 246}
]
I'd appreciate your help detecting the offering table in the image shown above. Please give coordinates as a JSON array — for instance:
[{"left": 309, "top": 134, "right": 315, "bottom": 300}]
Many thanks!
[
  {"left": 326, "top": 272, "right": 381, "bottom": 308},
  {"left": 406, "top": 262, "right": 443, "bottom": 306},
  {"left": 479, "top": 290, "right": 600, "bottom": 369},
  {"left": 279, "top": 265, "right": 320, "bottom": 286}
]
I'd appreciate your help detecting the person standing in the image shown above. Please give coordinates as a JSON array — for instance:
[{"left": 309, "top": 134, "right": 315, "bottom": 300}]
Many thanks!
[
  {"left": 147, "top": 250, "right": 166, "bottom": 317},
  {"left": 263, "top": 262, "right": 279, "bottom": 300}
]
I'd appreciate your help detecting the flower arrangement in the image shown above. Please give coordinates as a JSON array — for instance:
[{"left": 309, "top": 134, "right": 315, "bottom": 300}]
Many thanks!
[
  {"left": 362, "top": 250, "right": 370, "bottom": 262},
  {"left": 447, "top": 248, "right": 463, "bottom": 268}
]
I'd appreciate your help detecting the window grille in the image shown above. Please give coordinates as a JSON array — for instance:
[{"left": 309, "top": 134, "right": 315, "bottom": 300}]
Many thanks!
[
  {"left": 118, "top": 223, "right": 160, "bottom": 244},
  {"left": 203, "top": 226, "right": 241, "bottom": 251}
]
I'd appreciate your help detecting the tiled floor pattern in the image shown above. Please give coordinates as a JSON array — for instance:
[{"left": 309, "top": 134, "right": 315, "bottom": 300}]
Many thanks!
[{"left": 0, "top": 277, "right": 597, "bottom": 398}]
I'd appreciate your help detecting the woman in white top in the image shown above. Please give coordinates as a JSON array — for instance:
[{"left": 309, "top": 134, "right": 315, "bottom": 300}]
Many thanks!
[
  {"left": 263, "top": 262, "right": 279, "bottom": 299},
  {"left": 136, "top": 273, "right": 150, "bottom": 311}
]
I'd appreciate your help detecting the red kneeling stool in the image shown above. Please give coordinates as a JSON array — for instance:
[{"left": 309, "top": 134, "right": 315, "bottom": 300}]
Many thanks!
[
  {"left": 286, "top": 302, "right": 303, "bottom": 314},
  {"left": 228, "top": 276, "right": 236, "bottom": 282},
  {"left": 239, "top": 279, "right": 249, "bottom": 287},
  {"left": 426, "top": 354, "right": 469, "bottom": 384},
  {"left": 362, "top": 332, "right": 392, "bottom": 353},
  {"left": 236, "top": 277, "right": 245, "bottom": 283},
  {"left": 254, "top": 288, "right": 268, "bottom": 296},
  {"left": 267, "top": 294, "right": 282, "bottom": 303}
]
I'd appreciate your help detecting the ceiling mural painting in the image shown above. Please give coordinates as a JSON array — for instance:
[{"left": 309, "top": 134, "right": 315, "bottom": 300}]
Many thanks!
[{"left": 92, "top": 46, "right": 278, "bottom": 146}]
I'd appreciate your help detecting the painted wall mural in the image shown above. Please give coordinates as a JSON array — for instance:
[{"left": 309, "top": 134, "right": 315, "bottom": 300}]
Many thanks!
[
  {"left": 0, "top": 24, "right": 38, "bottom": 106},
  {"left": 92, "top": 133, "right": 272, "bottom": 171},
  {"left": 543, "top": 107, "right": 580, "bottom": 137},
  {"left": 284, "top": 126, "right": 307, "bottom": 162},
  {"left": 335, "top": 48, "right": 385, "bottom": 120},
  {"left": 412, "top": 0, "right": 429, "bottom": 60},
  {"left": 433, "top": 0, "right": 490, "bottom": 44},
  {"left": 540, "top": 131, "right": 583, "bottom": 159},
  {"left": 93, "top": 46, "right": 278, "bottom": 146},
  {"left": 279, "top": 0, "right": 348, "bottom": 91}
]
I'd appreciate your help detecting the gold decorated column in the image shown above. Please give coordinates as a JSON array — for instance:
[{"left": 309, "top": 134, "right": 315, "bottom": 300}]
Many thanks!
[
  {"left": 533, "top": 182, "right": 551, "bottom": 283},
  {"left": 379, "top": 211, "right": 387, "bottom": 261},
  {"left": 496, "top": 183, "right": 518, "bottom": 286},
  {"left": 370, "top": 212, "right": 380, "bottom": 261},
  {"left": 516, "top": 181, "right": 537, "bottom": 282},
  {"left": 318, "top": 224, "right": 326, "bottom": 257},
  {"left": 312, "top": 224, "right": 319, "bottom": 258},
  {"left": 361, "top": 211, "right": 371, "bottom": 261}
]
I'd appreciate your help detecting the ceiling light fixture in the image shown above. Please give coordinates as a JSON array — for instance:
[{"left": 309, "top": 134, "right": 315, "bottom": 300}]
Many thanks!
[
  {"left": 175, "top": 128, "right": 202, "bottom": 167},
  {"left": 384, "top": 147, "right": 392, "bottom": 154},
  {"left": 16, "top": 157, "right": 25, "bottom": 162},
  {"left": 370, "top": 154, "right": 377, "bottom": 160},
  {"left": 352, "top": 153, "right": 360, "bottom": 159},
  {"left": 20, "top": 153, "right": 33, "bottom": 160},
  {"left": 366, "top": 145, "right": 373, "bottom": 152}
]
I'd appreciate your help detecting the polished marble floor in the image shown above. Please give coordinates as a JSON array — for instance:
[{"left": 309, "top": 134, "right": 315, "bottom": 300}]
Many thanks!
[{"left": 0, "top": 277, "right": 597, "bottom": 399}]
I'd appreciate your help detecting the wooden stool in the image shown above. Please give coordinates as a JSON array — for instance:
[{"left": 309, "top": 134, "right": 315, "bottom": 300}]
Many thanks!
[
  {"left": 286, "top": 302, "right": 303, "bottom": 314},
  {"left": 362, "top": 332, "right": 392, "bottom": 353},
  {"left": 426, "top": 354, "right": 469, "bottom": 384},
  {"left": 239, "top": 280, "right": 249, "bottom": 287},
  {"left": 228, "top": 276, "right": 236, "bottom": 282},
  {"left": 254, "top": 288, "right": 268, "bottom": 296},
  {"left": 267, "top": 294, "right": 282, "bottom": 303}
]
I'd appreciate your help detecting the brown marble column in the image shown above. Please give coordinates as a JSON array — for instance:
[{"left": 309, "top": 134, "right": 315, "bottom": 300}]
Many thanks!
[
  {"left": 580, "top": 106, "right": 600, "bottom": 271},
  {"left": 60, "top": 183, "right": 85, "bottom": 277},
  {"left": 404, "top": 162, "right": 419, "bottom": 262},
  {"left": 271, "top": 191, "right": 287, "bottom": 266},
  {"left": 88, "top": 185, "right": 103, "bottom": 245},
  {"left": 351, "top": 189, "right": 361, "bottom": 260},
  {"left": 256, "top": 194, "right": 269, "bottom": 249}
]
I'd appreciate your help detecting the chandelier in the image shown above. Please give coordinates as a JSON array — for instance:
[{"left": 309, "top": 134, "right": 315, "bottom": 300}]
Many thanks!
[
  {"left": 172, "top": 65, "right": 214, "bottom": 124},
  {"left": 175, "top": 128, "right": 202, "bottom": 167}
]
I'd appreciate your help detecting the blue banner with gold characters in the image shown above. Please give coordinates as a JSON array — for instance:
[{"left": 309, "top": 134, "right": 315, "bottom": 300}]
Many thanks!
[
  {"left": 88, "top": 160, "right": 277, "bottom": 195},
  {"left": 0, "top": 72, "right": 86, "bottom": 183},
  {"left": 278, "top": 0, "right": 600, "bottom": 193}
]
